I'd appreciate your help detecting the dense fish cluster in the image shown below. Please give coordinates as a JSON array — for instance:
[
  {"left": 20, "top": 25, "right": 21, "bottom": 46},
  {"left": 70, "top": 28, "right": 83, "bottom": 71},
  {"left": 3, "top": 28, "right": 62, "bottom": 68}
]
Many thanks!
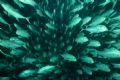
[{"left": 0, "top": 0, "right": 120, "bottom": 80}]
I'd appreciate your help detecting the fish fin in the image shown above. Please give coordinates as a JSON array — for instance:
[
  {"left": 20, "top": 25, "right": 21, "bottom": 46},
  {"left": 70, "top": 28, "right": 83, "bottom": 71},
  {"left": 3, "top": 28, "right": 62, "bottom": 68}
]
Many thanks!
[{"left": 26, "top": 17, "right": 31, "bottom": 23}]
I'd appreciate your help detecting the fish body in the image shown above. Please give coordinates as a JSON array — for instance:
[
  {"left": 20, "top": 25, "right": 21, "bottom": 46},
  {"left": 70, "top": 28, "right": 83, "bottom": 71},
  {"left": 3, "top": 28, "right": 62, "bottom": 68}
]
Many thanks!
[
  {"left": 38, "top": 65, "right": 55, "bottom": 74},
  {"left": 96, "top": 63, "right": 110, "bottom": 72},
  {"left": 98, "top": 48, "right": 120, "bottom": 58},
  {"left": 68, "top": 14, "right": 81, "bottom": 28},
  {"left": 81, "top": 16, "right": 92, "bottom": 26},
  {"left": 86, "top": 25, "right": 108, "bottom": 33},
  {"left": 16, "top": 30, "right": 30, "bottom": 38},
  {"left": 13, "top": 0, "right": 25, "bottom": 8},
  {"left": 0, "top": 39, "right": 23, "bottom": 49},
  {"left": 61, "top": 53, "right": 77, "bottom": 62},
  {"left": 75, "top": 33, "right": 88, "bottom": 44},
  {"left": 70, "top": 4, "right": 83, "bottom": 13},
  {"left": 89, "top": 16, "right": 106, "bottom": 26},
  {"left": 87, "top": 40, "right": 101, "bottom": 47},
  {"left": 81, "top": 56, "right": 94, "bottom": 64},
  {"left": 19, "top": 0, "right": 37, "bottom": 7},
  {"left": 19, "top": 69, "right": 35, "bottom": 78},
  {"left": 1, "top": 3, "right": 30, "bottom": 22}
]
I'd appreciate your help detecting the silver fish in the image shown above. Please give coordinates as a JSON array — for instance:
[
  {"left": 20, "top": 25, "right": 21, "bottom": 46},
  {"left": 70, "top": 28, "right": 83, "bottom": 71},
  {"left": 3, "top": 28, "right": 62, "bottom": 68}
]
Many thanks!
[
  {"left": 81, "top": 16, "right": 92, "bottom": 26},
  {"left": 89, "top": 16, "right": 106, "bottom": 26},
  {"left": 98, "top": 47, "right": 120, "bottom": 58},
  {"left": 19, "top": 0, "right": 37, "bottom": 7},
  {"left": 87, "top": 40, "right": 101, "bottom": 47},
  {"left": 111, "top": 73, "right": 120, "bottom": 80},
  {"left": 68, "top": 14, "right": 81, "bottom": 28},
  {"left": 81, "top": 56, "right": 94, "bottom": 64},
  {"left": 10, "top": 49, "right": 24, "bottom": 57},
  {"left": 1, "top": 2, "right": 29, "bottom": 22},
  {"left": 82, "top": 66, "right": 92, "bottom": 75},
  {"left": 70, "top": 4, "right": 83, "bottom": 13},
  {"left": 16, "top": 30, "right": 30, "bottom": 38},
  {"left": 61, "top": 53, "right": 77, "bottom": 62},
  {"left": 112, "top": 63, "right": 120, "bottom": 69},
  {"left": 46, "top": 21, "right": 55, "bottom": 30},
  {"left": 44, "top": 9, "right": 53, "bottom": 19},
  {"left": 38, "top": 65, "right": 55, "bottom": 74},
  {"left": 86, "top": 25, "right": 108, "bottom": 33},
  {"left": 13, "top": 0, "right": 25, "bottom": 8},
  {"left": 0, "top": 39, "right": 23, "bottom": 49},
  {"left": 19, "top": 69, "right": 35, "bottom": 78},
  {"left": 96, "top": 63, "right": 110, "bottom": 72},
  {"left": 75, "top": 33, "right": 88, "bottom": 44}
]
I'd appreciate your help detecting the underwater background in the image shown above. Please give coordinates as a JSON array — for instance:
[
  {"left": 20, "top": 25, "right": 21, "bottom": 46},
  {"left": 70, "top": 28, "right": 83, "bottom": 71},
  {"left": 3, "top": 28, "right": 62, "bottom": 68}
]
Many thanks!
[{"left": 0, "top": 0, "right": 120, "bottom": 80}]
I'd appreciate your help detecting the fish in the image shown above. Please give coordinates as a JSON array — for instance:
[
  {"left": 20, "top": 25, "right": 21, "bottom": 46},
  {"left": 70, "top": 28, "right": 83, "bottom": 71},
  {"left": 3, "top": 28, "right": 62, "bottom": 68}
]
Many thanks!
[
  {"left": 0, "top": 39, "right": 23, "bottom": 49},
  {"left": 10, "top": 37, "right": 25, "bottom": 45},
  {"left": 112, "top": 63, "right": 120, "bottom": 69},
  {"left": 50, "top": 56, "right": 58, "bottom": 63},
  {"left": 86, "top": 25, "right": 108, "bottom": 33},
  {"left": 87, "top": 40, "right": 101, "bottom": 47},
  {"left": 70, "top": 3, "right": 83, "bottom": 13},
  {"left": 111, "top": 73, "right": 120, "bottom": 80},
  {"left": 22, "top": 57, "right": 36, "bottom": 64},
  {"left": 96, "top": 63, "right": 110, "bottom": 72},
  {"left": 19, "top": 0, "right": 37, "bottom": 7},
  {"left": 1, "top": 2, "right": 30, "bottom": 22},
  {"left": 108, "top": 22, "right": 120, "bottom": 30},
  {"left": 76, "top": 69, "right": 83, "bottom": 75},
  {"left": 112, "top": 29, "right": 120, "bottom": 35},
  {"left": 19, "top": 69, "right": 35, "bottom": 78},
  {"left": 99, "top": 0, "right": 117, "bottom": 8},
  {"left": 45, "top": 0, "right": 49, "bottom": 6},
  {"left": 16, "top": 30, "right": 30, "bottom": 38},
  {"left": 66, "top": 45, "right": 73, "bottom": 51},
  {"left": 27, "top": 25, "right": 38, "bottom": 34},
  {"left": 36, "top": 8, "right": 44, "bottom": 17},
  {"left": 98, "top": 47, "right": 120, "bottom": 58},
  {"left": 0, "top": 77, "right": 10, "bottom": 80},
  {"left": 68, "top": 14, "right": 81, "bottom": 28},
  {"left": 19, "top": 0, "right": 44, "bottom": 17},
  {"left": 112, "top": 15, "right": 120, "bottom": 21},
  {"left": 13, "top": 23, "right": 22, "bottom": 30},
  {"left": 34, "top": 44, "right": 41, "bottom": 51},
  {"left": 112, "top": 41, "right": 120, "bottom": 49},
  {"left": 84, "top": 0, "right": 94, "bottom": 3},
  {"left": 75, "top": 33, "right": 88, "bottom": 44},
  {"left": 99, "top": 0, "right": 111, "bottom": 7},
  {"left": 82, "top": 66, "right": 93, "bottom": 75},
  {"left": 61, "top": 53, "right": 77, "bottom": 62},
  {"left": 81, "top": 56, "right": 94, "bottom": 64},
  {"left": 102, "top": 9, "right": 114, "bottom": 17},
  {"left": 13, "top": 0, "right": 25, "bottom": 8},
  {"left": 38, "top": 65, "right": 55, "bottom": 74},
  {"left": 44, "top": 9, "right": 53, "bottom": 19},
  {"left": 14, "top": 24, "right": 30, "bottom": 38},
  {"left": 59, "top": 3, "right": 64, "bottom": 20},
  {"left": 10, "top": 49, "right": 24, "bottom": 57},
  {"left": 81, "top": 16, "right": 92, "bottom": 26},
  {"left": 89, "top": 16, "right": 106, "bottom": 26},
  {"left": 69, "top": 0, "right": 76, "bottom": 6},
  {"left": 46, "top": 21, "right": 55, "bottom": 30}
]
